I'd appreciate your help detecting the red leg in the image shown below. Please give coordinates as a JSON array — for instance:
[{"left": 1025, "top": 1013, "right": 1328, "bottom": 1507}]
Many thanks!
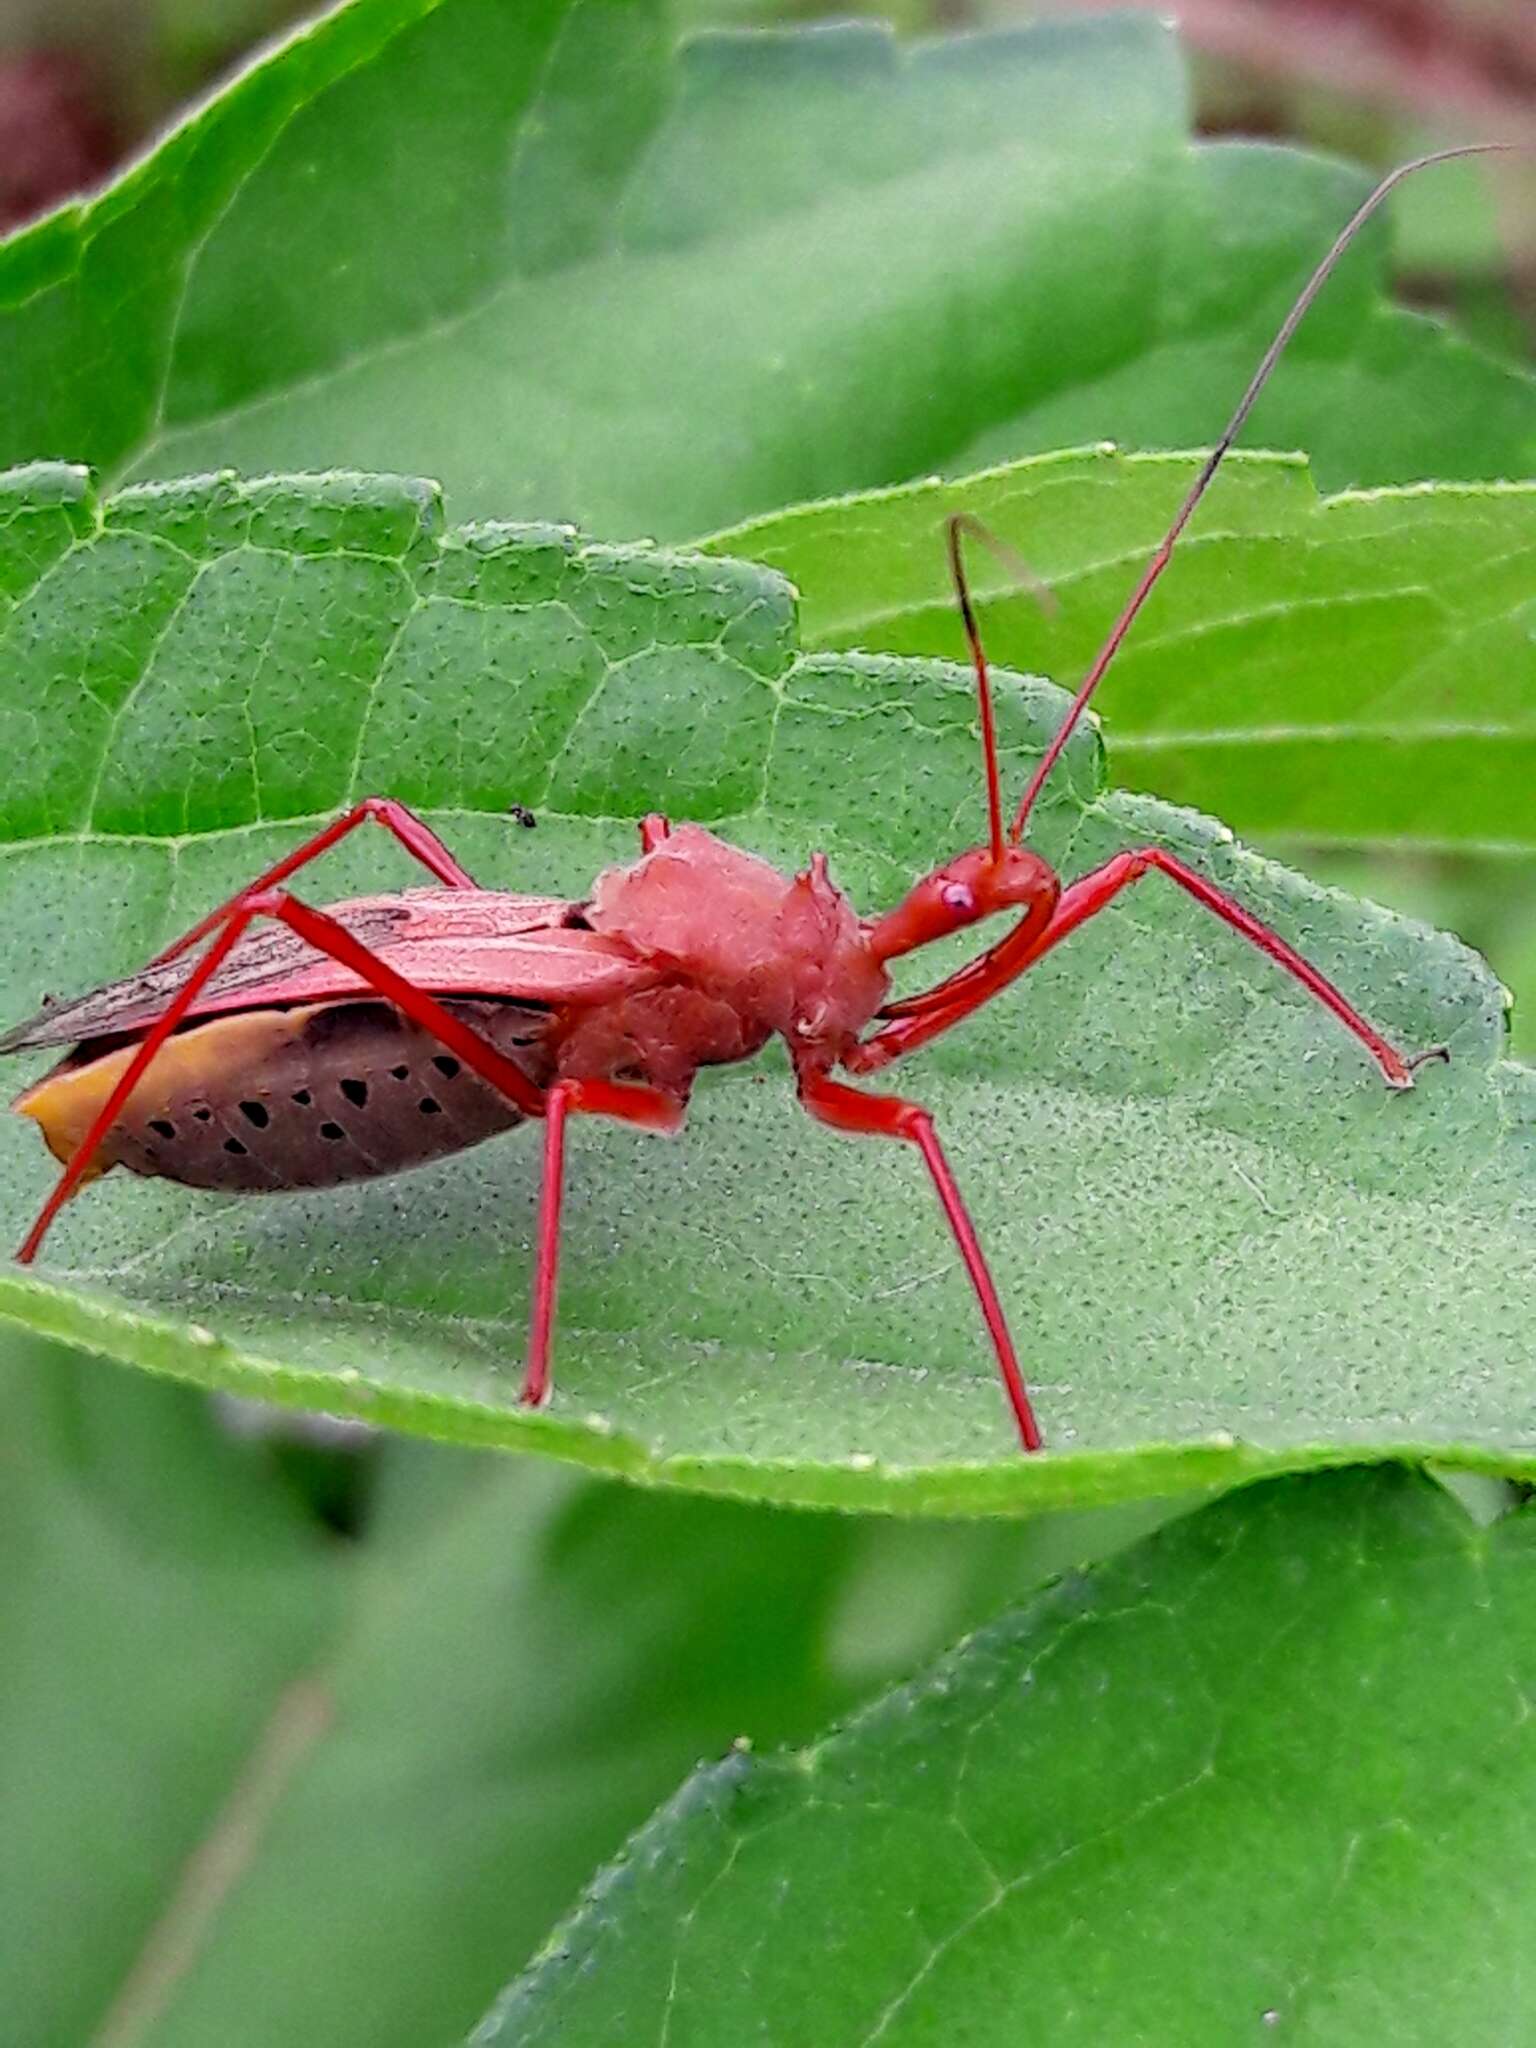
[
  {"left": 16, "top": 888, "right": 551, "bottom": 1264},
  {"left": 797, "top": 1068, "right": 1042, "bottom": 1452},
  {"left": 852, "top": 847, "right": 1445, "bottom": 1089},
  {"left": 639, "top": 813, "right": 672, "bottom": 853},
  {"left": 523, "top": 1076, "right": 685, "bottom": 1408},
  {"left": 153, "top": 797, "right": 480, "bottom": 965}
]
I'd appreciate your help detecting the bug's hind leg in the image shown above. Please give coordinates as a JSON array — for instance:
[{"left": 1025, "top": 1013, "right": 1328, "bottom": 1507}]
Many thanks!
[
  {"left": 523, "top": 1077, "right": 685, "bottom": 1408},
  {"left": 797, "top": 1068, "right": 1043, "bottom": 1452},
  {"left": 15, "top": 888, "right": 551, "bottom": 1265},
  {"left": 153, "top": 797, "right": 481, "bottom": 966}
]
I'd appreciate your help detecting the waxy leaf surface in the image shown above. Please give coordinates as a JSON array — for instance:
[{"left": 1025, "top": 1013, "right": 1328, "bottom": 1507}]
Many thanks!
[
  {"left": 477, "top": 1467, "right": 1536, "bottom": 2046},
  {"left": 1, "top": 2, "right": 1533, "bottom": 539},
  {"left": 0, "top": 466, "right": 1532, "bottom": 1512}
]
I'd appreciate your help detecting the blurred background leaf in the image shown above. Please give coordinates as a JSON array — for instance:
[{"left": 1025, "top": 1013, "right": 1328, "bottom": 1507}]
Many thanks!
[
  {"left": 0, "top": 1335, "right": 337, "bottom": 2046},
  {"left": 2, "top": 4, "right": 1534, "bottom": 528},
  {"left": 479, "top": 1465, "right": 1536, "bottom": 2047},
  {"left": 0, "top": 1330, "right": 1181, "bottom": 2047}
]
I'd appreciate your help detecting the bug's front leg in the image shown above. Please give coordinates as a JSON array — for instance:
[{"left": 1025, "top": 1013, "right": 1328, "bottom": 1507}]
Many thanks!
[
  {"left": 153, "top": 796, "right": 481, "bottom": 965},
  {"left": 523, "top": 1077, "right": 685, "bottom": 1407},
  {"left": 796, "top": 1067, "right": 1042, "bottom": 1451},
  {"left": 851, "top": 848, "right": 1448, "bottom": 1088},
  {"left": 1036, "top": 849, "right": 1448, "bottom": 1088}
]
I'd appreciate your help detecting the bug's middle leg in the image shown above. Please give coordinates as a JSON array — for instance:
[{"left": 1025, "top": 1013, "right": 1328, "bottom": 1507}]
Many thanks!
[
  {"left": 523, "top": 1077, "right": 686, "bottom": 1407},
  {"left": 796, "top": 1068, "right": 1042, "bottom": 1452}
]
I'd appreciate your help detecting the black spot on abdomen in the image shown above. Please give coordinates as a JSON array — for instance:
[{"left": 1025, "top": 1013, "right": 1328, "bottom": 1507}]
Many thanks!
[{"left": 84, "top": 998, "right": 555, "bottom": 1195}]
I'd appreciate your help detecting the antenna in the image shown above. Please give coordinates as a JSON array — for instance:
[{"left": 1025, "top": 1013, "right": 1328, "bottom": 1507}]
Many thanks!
[
  {"left": 1008, "top": 141, "right": 1520, "bottom": 842},
  {"left": 946, "top": 512, "right": 1057, "bottom": 865}
]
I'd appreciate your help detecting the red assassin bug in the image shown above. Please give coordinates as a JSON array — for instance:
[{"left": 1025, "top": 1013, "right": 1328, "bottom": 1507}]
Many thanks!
[{"left": 3, "top": 147, "right": 1500, "bottom": 1452}]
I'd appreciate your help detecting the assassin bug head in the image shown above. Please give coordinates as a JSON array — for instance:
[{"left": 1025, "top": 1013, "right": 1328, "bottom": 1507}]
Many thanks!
[
  {"left": 866, "top": 515, "right": 1060, "bottom": 965},
  {"left": 864, "top": 840, "right": 1058, "bottom": 964}
]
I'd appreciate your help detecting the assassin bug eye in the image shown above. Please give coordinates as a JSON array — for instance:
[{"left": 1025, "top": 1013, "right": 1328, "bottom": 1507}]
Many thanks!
[{"left": 941, "top": 882, "right": 976, "bottom": 913}]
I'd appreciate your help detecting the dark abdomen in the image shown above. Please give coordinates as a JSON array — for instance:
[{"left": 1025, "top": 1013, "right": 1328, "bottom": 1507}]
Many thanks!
[{"left": 15, "top": 999, "right": 554, "bottom": 1193}]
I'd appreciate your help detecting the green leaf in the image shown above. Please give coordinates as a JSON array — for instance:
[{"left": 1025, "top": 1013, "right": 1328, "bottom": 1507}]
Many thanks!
[
  {"left": 0, "top": 1330, "right": 1171, "bottom": 2046},
  {"left": 703, "top": 447, "right": 1536, "bottom": 853},
  {"left": 475, "top": 1466, "right": 1536, "bottom": 2046},
  {"left": 0, "top": 464, "right": 1532, "bottom": 1514},
  {"left": 143, "top": 1463, "right": 1183, "bottom": 2048},
  {"left": 1, "top": 4, "right": 1532, "bottom": 539},
  {"left": 1302, "top": 846, "right": 1536, "bottom": 1065},
  {"left": 0, "top": 1336, "right": 337, "bottom": 2046}
]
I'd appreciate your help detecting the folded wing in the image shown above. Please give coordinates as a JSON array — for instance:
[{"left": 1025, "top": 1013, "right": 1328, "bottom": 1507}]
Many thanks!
[{"left": 0, "top": 888, "right": 664, "bottom": 1054}]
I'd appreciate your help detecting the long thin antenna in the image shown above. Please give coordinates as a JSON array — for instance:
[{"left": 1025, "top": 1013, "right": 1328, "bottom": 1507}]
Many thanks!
[
  {"left": 1008, "top": 141, "right": 1520, "bottom": 842},
  {"left": 948, "top": 513, "right": 1006, "bottom": 862},
  {"left": 947, "top": 512, "right": 1058, "bottom": 865}
]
